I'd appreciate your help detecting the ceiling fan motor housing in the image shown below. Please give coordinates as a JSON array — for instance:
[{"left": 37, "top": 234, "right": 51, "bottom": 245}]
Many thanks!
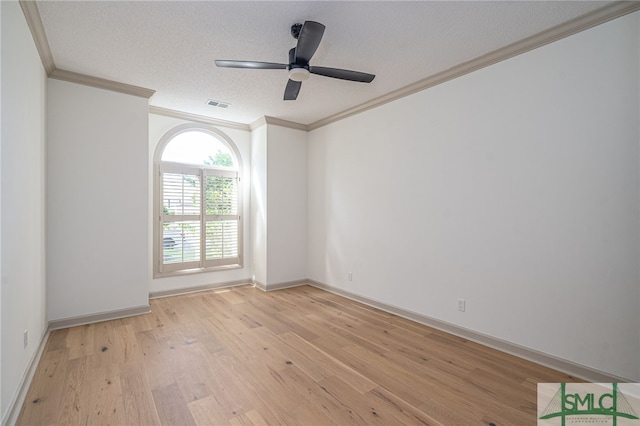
[{"left": 287, "top": 47, "right": 309, "bottom": 81}]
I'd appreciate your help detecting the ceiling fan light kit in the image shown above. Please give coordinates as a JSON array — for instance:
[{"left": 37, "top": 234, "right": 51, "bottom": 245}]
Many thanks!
[
  {"left": 288, "top": 67, "right": 310, "bottom": 82},
  {"left": 215, "top": 20, "right": 375, "bottom": 101}
]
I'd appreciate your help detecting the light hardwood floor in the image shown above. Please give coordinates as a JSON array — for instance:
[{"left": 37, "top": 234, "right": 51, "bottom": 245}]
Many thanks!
[{"left": 17, "top": 285, "right": 578, "bottom": 425}]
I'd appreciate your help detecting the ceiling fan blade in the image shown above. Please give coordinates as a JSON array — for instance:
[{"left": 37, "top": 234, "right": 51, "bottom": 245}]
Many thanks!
[
  {"left": 309, "top": 66, "right": 375, "bottom": 83},
  {"left": 294, "top": 21, "right": 325, "bottom": 64},
  {"left": 284, "top": 79, "right": 302, "bottom": 101},
  {"left": 215, "top": 60, "right": 287, "bottom": 70}
]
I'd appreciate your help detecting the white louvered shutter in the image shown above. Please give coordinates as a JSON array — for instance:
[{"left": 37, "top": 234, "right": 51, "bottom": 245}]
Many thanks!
[
  {"left": 160, "top": 164, "right": 202, "bottom": 272},
  {"left": 204, "top": 170, "right": 240, "bottom": 267},
  {"left": 159, "top": 163, "right": 241, "bottom": 273}
]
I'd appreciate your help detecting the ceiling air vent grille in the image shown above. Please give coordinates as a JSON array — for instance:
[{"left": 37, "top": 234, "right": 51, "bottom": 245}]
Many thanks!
[{"left": 207, "top": 100, "right": 230, "bottom": 108}]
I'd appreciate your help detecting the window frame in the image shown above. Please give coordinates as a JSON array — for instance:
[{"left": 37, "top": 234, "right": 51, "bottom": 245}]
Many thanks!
[{"left": 153, "top": 124, "right": 243, "bottom": 278}]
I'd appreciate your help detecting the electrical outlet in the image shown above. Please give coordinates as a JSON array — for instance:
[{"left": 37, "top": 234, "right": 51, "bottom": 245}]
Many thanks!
[
  {"left": 457, "top": 298, "right": 466, "bottom": 312},
  {"left": 23, "top": 329, "right": 28, "bottom": 348},
  {"left": 348, "top": 272, "right": 353, "bottom": 281}
]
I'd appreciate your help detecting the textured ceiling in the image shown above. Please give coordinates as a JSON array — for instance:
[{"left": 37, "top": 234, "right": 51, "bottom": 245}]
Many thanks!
[{"left": 36, "top": 1, "right": 612, "bottom": 126}]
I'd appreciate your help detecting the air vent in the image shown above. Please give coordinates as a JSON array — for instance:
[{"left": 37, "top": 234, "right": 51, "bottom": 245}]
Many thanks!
[{"left": 207, "top": 100, "right": 230, "bottom": 108}]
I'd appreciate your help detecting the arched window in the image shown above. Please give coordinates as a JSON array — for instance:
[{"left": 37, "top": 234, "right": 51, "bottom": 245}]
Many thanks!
[{"left": 154, "top": 125, "right": 242, "bottom": 276}]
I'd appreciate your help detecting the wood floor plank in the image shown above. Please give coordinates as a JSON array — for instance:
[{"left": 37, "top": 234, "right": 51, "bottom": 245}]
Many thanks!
[
  {"left": 243, "top": 409, "right": 269, "bottom": 426},
  {"left": 152, "top": 382, "right": 197, "bottom": 426},
  {"left": 231, "top": 299, "right": 292, "bottom": 335},
  {"left": 316, "top": 374, "right": 414, "bottom": 425},
  {"left": 199, "top": 349, "right": 256, "bottom": 417},
  {"left": 270, "top": 309, "right": 321, "bottom": 340},
  {"left": 187, "top": 394, "right": 230, "bottom": 425},
  {"left": 45, "top": 328, "right": 69, "bottom": 352},
  {"left": 120, "top": 369, "right": 162, "bottom": 425},
  {"left": 135, "top": 329, "right": 176, "bottom": 391},
  {"left": 217, "top": 288, "right": 245, "bottom": 305},
  {"left": 367, "top": 386, "right": 445, "bottom": 426},
  {"left": 16, "top": 349, "right": 68, "bottom": 426},
  {"left": 166, "top": 342, "right": 214, "bottom": 403},
  {"left": 17, "top": 285, "right": 579, "bottom": 425},
  {"left": 416, "top": 394, "right": 485, "bottom": 425},
  {"left": 277, "top": 331, "right": 377, "bottom": 393},
  {"left": 339, "top": 344, "right": 459, "bottom": 409},
  {"left": 306, "top": 312, "right": 391, "bottom": 356},
  {"left": 54, "top": 356, "right": 90, "bottom": 425},
  {"left": 66, "top": 324, "right": 95, "bottom": 360},
  {"left": 77, "top": 359, "right": 126, "bottom": 425},
  {"left": 277, "top": 365, "right": 373, "bottom": 425}
]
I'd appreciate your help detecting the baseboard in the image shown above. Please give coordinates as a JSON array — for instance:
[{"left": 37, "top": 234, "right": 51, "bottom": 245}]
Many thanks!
[
  {"left": 253, "top": 279, "right": 308, "bottom": 292},
  {"left": 48, "top": 305, "right": 151, "bottom": 330},
  {"left": 149, "top": 279, "right": 252, "bottom": 299},
  {"left": 2, "top": 327, "right": 50, "bottom": 426},
  {"left": 306, "top": 279, "right": 632, "bottom": 383},
  {"left": 253, "top": 280, "right": 267, "bottom": 291}
]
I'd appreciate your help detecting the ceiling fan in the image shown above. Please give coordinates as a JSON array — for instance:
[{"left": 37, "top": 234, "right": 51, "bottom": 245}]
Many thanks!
[{"left": 215, "top": 21, "right": 375, "bottom": 101}]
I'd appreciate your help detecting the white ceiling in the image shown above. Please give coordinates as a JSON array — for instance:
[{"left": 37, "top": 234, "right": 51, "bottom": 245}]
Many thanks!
[{"left": 36, "top": 1, "right": 612, "bottom": 126}]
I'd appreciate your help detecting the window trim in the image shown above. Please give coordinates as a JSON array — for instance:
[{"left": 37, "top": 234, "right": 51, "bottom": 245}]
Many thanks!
[{"left": 153, "top": 124, "right": 243, "bottom": 278}]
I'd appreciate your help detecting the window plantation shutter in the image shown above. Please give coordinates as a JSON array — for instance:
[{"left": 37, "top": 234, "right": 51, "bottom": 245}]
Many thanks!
[
  {"left": 204, "top": 170, "right": 240, "bottom": 267},
  {"left": 160, "top": 165, "right": 202, "bottom": 272},
  {"left": 159, "top": 163, "right": 241, "bottom": 272}
]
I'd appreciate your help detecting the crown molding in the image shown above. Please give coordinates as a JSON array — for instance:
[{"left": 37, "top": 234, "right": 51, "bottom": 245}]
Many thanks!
[
  {"left": 264, "top": 116, "right": 308, "bottom": 131},
  {"left": 150, "top": 106, "right": 251, "bottom": 131},
  {"left": 19, "top": 0, "right": 55, "bottom": 75},
  {"left": 249, "top": 116, "right": 267, "bottom": 131},
  {"left": 250, "top": 116, "right": 308, "bottom": 131},
  {"left": 308, "top": 1, "right": 640, "bottom": 131},
  {"left": 50, "top": 69, "right": 156, "bottom": 99}
]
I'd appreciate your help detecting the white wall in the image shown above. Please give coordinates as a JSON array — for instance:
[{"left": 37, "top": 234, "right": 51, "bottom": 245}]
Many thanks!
[
  {"left": 249, "top": 123, "right": 307, "bottom": 287},
  {"left": 47, "top": 79, "right": 150, "bottom": 321},
  {"left": 1, "top": 0, "right": 4, "bottom": 413},
  {"left": 148, "top": 114, "right": 252, "bottom": 294},
  {"left": 0, "top": 1, "right": 3, "bottom": 413},
  {"left": 308, "top": 12, "right": 640, "bottom": 381},
  {"left": 1, "top": 0, "right": 47, "bottom": 417},
  {"left": 265, "top": 125, "right": 307, "bottom": 284},
  {"left": 251, "top": 124, "right": 267, "bottom": 285}
]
